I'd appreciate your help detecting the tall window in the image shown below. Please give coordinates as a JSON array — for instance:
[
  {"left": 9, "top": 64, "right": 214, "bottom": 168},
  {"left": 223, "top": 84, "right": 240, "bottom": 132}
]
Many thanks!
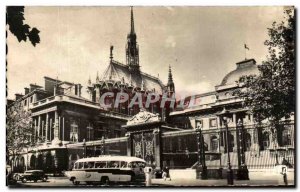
[
  {"left": 70, "top": 122, "right": 78, "bottom": 143},
  {"left": 211, "top": 136, "right": 218, "bottom": 151},
  {"left": 245, "top": 133, "right": 251, "bottom": 151},
  {"left": 282, "top": 129, "right": 292, "bottom": 146},
  {"left": 86, "top": 124, "right": 94, "bottom": 141},
  {"left": 262, "top": 132, "right": 270, "bottom": 150}
]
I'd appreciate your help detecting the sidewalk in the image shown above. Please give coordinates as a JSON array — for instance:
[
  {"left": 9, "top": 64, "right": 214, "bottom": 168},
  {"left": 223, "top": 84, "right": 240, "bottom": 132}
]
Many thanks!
[
  {"left": 151, "top": 178, "right": 294, "bottom": 187},
  {"left": 151, "top": 171, "right": 295, "bottom": 187}
]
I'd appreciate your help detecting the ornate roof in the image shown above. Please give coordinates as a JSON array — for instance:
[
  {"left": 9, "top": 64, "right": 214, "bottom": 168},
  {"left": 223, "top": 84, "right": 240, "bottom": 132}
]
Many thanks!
[
  {"left": 221, "top": 59, "right": 260, "bottom": 86},
  {"left": 98, "top": 60, "right": 165, "bottom": 94}
]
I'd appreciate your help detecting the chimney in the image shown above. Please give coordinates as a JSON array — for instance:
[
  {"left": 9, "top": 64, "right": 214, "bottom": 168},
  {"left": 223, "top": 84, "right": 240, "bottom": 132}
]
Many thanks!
[
  {"left": 24, "top": 87, "right": 29, "bottom": 95},
  {"left": 29, "top": 84, "right": 42, "bottom": 92},
  {"left": 15, "top": 93, "right": 23, "bottom": 101}
]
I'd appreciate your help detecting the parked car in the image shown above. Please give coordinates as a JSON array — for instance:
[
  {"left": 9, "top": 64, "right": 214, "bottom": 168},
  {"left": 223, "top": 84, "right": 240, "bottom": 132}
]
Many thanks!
[{"left": 19, "top": 170, "right": 48, "bottom": 183}]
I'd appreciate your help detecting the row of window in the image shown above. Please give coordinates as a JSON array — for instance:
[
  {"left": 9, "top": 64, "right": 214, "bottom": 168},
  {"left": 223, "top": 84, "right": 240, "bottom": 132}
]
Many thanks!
[{"left": 73, "top": 161, "right": 145, "bottom": 170}]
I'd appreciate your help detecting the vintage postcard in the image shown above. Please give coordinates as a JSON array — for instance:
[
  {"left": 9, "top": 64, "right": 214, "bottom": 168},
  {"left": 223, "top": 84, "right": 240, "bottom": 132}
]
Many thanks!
[{"left": 6, "top": 6, "right": 295, "bottom": 187}]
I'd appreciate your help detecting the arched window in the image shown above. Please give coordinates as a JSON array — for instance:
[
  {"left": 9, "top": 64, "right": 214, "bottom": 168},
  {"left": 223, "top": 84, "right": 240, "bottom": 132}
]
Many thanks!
[
  {"left": 262, "top": 132, "right": 269, "bottom": 150},
  {"left": 211, "top": 136, "right": 218, "bottom": 151},
  {"left": 245, "top": 133, "right": 251, "bottom": 151},
  {"left": 282, "top": 129, "right": 292, "bottom": 146}
]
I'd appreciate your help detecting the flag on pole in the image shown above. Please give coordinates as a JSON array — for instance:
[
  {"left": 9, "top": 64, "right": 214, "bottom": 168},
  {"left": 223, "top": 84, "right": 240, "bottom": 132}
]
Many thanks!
[{"left": 244, "top": 44, "right": 249, "bottom": 50}]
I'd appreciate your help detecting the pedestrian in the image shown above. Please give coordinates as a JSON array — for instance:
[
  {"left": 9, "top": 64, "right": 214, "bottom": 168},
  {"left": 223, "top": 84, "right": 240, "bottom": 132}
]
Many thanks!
[
  {"left": 281, "top": 166, "right": 288, "bottom": 186},
  {"left": 162, "top": 166, "right": 171, "bottom": 181}
]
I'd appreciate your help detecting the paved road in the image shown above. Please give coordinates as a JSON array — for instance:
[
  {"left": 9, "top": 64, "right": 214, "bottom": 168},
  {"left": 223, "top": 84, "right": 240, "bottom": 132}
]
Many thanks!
[{"left": 9, "top": 172, "right": 294, "bottom": 187}]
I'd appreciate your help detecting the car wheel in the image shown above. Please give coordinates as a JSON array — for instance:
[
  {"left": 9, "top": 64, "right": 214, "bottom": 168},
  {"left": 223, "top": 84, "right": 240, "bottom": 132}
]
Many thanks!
[{"left": 22, "top": 178, "right": 27, "bottom": 183}]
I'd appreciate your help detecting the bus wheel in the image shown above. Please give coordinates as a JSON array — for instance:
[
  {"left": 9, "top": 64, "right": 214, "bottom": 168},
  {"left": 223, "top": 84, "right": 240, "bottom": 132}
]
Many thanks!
[
  {"left": 101, "top": 177, "right": 109, "bottom": 185},
  {"left": 72, "top": 179, "right": 80, "bottom": 185}
]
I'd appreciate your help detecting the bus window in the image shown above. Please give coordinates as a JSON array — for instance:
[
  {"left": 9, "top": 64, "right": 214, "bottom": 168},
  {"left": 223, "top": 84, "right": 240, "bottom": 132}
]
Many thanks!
[
  {"left": 95, "top": 161, "right": 107, "bottom": 168},
  {"left": 84, "top": 162, "right": 90, "bottom": 169},
  {"left": 120, "top": 161, "right": 127, "bottom": 168},
  {"left": 88, "top": 162, "right": 95, "bottom": 169},
  {"left": 78, "top": 162, "right": 83, "bottom": 169},
  {"left": 128, "top": 162, "right": 137, "bottom": 168},
  {"left": 107, "top": 161, "right": 119, "bottom": 168}
]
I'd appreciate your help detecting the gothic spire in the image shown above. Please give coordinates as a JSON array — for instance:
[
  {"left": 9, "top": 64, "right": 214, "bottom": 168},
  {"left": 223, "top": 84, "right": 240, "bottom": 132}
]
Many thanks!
[
  {"left": 168, "top": 65, "right": 173, "bottom": 85},
  {"left": 167, "top": 65, "right": 175, "bottom": 93},
  {"left": 130, "top": 6, "right": 135, "bottom": 34},
  {"left": 126, "top": 6, "right": 140, "bottom": 72},
  {"left": 110, "top": 45, "right": 114, "bottom": 61}
]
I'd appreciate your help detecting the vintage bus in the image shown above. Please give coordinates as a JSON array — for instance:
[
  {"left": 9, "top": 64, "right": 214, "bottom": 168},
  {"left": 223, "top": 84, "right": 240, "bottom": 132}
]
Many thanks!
[{"left": 65, "top": 156, "right": 146, "bottom": 185}]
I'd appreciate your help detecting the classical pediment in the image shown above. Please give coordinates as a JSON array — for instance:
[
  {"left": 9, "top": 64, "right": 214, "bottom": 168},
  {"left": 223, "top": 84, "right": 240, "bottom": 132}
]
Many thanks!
[{"left": 127, "top": 108, "right": 160, "bottom": 126}]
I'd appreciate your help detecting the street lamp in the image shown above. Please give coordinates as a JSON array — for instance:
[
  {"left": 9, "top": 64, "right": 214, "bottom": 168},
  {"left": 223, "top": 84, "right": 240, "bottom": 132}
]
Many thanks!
[
  {"left": 83, "top": 139, "right": 86, "bottom": 158},
  {"left": 195, "top": 123, "right": 207, "bottom": 179},
  {"left": 219, "top": 108, "right": 234, "bottom": 185},
  {"left": 236, "top": 119, "right": 249, "bottom": 180},
  {"left": 101, "top": 136, "right": 105, "bottom": 155}
]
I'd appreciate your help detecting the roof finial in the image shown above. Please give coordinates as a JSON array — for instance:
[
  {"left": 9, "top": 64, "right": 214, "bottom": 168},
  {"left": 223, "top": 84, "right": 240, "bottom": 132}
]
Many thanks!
[
  {"left": 130, "top": 6, "right": 135, "bottom": 34},
  {"left": 110, "top": 45, "right": 114, "bottom": 62},
  {"left": 96, "top": 71, "right": 99, "bottom": 82},
  {"left": 88, "top": 75, "right": 91, "bottom": 85}
]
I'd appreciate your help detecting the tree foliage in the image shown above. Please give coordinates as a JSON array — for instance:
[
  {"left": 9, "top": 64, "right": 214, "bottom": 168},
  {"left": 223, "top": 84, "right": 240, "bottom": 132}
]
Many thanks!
[
  {"left": 6, "top": 106, "right": 34, "bottom": 159},
  {"left": 6, "top": 6, "right": 40, "bottom": 46},
  {"left": 237, "top": 8, "right": 295, "bottom": 127}
]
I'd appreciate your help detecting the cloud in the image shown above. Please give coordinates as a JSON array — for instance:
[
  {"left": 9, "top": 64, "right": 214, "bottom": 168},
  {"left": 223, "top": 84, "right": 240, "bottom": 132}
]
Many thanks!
[
  {"left": 176, "top": 81, "right": 214, "bottom": 98},
  {"left": 165, "top": 35, "right": 176, "bottom": 48}
]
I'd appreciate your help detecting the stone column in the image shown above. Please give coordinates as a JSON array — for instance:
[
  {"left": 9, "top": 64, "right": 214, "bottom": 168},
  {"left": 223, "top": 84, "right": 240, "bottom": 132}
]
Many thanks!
[
  {"left": 37, "top": 115, "right": 41, "bottom": 142},
  {"left": 41, "top": 120, "right": 44, "bottom": 141},
  {"left": 62, "top": 117, "right": 65, "bottom": 142},
  {"left": 58, "top": 116, "right": 61, "bottom": 140},
  {"left": 34, "top": 118, "right": 37, "bottom": 142},
  {"left": 153, "top": 128, "right": 161, "bottom": 170},
  {"left": 233, "top": 130, "right": 237, "bottom": 152},
  {"left": 52, "top": 110, "right": 62, "bottom": 145},
  {"left": 232, "top": 113, "right": 237, "bottom": 125},
  {"left": 50, "top": 118, "right": 52, "bottom": 141},
  {"left": 45, "top": 113, "right": 49, "bottom": 142}
]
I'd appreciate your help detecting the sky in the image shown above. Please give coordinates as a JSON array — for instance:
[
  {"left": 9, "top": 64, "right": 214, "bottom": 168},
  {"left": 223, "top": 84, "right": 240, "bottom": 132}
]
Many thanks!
[{"left": 6, "top": 6, "right": 287, "bottom": 99}]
